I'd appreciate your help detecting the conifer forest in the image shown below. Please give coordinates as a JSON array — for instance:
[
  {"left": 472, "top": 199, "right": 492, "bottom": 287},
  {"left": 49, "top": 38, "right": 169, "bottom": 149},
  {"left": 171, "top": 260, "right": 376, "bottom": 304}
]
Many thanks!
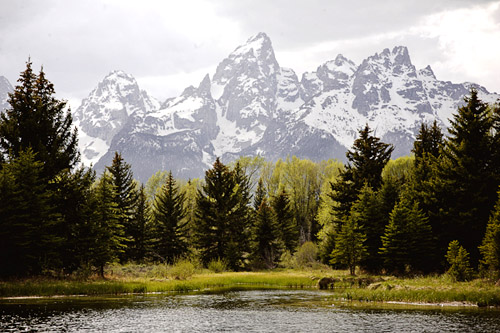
[{"left": 1, "top": 61, "right": 500, "bottom": 281}]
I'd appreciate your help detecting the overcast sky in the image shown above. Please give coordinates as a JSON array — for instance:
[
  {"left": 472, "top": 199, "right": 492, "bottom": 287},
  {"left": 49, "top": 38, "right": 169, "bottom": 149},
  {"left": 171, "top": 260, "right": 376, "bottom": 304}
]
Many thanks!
[{"left": 1, "top": 0, "right": 499, "bottom": 109}]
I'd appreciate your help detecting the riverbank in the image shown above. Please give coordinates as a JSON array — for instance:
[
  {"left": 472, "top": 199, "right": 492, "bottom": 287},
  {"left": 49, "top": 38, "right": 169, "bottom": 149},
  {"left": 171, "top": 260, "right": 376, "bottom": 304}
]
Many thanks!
[{"left": 1, "top": 268, "right": 499, "bottom": 307}]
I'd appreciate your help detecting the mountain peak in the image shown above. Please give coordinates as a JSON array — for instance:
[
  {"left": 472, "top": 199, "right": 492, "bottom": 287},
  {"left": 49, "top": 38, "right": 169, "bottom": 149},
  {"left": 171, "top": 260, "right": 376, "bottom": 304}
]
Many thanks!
[
  {"left": 103, "top": 70, "right": 135, "bottom": 83},
  {"left": 418, "top": 65, "right": 436, "bottom": 80},
  {"left": 246, "top": 32, "right": 271, "bottom": 44},
  {"left": 391, "top": 46, "right": 411, "bottom": 66},
  {"left": 231, "top": 32, "right": 273, "bottom": 58}
]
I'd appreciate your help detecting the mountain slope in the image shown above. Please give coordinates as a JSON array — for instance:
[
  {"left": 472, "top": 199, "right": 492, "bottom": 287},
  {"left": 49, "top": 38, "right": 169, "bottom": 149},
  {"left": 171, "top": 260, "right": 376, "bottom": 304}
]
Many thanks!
[
  {"left": 74, "top": 70, "right": 159, "bottom": 166},
  {"left": 75, "top": 33, "right": 500, "bottom": 182},
  {"left": 0, "top": 76, "right": 13, "bottom": 113}
]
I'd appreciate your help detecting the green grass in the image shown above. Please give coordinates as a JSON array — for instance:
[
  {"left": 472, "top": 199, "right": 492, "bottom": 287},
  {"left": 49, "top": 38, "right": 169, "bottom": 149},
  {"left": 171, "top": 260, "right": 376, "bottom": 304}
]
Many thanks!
[
  {"left": 0, "top": 270, "right": 319, "bottom": 297},
  {"left": 1, "top": 266, "right": 500, "bottom": 307}
]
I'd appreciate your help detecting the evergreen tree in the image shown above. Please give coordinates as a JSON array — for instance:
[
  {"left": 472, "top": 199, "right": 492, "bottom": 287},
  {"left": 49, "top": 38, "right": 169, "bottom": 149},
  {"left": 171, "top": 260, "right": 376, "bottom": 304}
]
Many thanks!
[
  {"left": 250, "top": 199, "right": 281, "bottom": 269},
  {"left": 436, "top": 89, "right": 498, "bottom": 266},
  {"left": 330, "top": 217, "right": 367, "bottom": 275},
  {"left": 379, "top": 198, "right": 434, "bottom": 274},
  {"left": 0, "top": 150, "right": 59, "bottom": 276},
  {"left": 107, "top": 152, "right": 138, "bottom": 262},
  {"left": 446, "top": 240, "right": 474, "bottom": 282},
  {"left": 89, "top": 172, "right": 125, "bottom": 277},
  {"left": 254, "top": 178, "right": 267, "bottom": 211},
  {"left": 194, "top": 158, "right": 251, "bottom": 269},
  {"left": 412, "top": 121, "right": 443, "bottom": 163},
  {"left": 271, "top": 190, "right": 298, "bottom": 253},
  {"left": 152, "top": 172, "right": 188, "bottom": 263},
  {"left": 130, "top": 184, "right": 152, "bottom": 262},
  {"left": 330, "top": 124, "right": 393, "bottom": 223},
  {"left": 479, "top": 189, "right": 500, "bottom": 279},
  {"left": 53, "top": 167, "right": 96, "bottom": 273},
  {"left": 347, "top": 124, "right": 394, "bottom": 190},
  {"left": 349, "top": 185, "right": 385, "bottom": 272},
  {"left": 0, "top": 60, "right": 79, "bottom": 180}
]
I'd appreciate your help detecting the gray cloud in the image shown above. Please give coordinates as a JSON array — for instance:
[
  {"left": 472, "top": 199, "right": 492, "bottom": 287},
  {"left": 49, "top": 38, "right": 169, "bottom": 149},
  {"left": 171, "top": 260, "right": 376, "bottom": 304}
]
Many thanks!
[{"left": 0, "top": 0, "right": 498, "bottom": 106}]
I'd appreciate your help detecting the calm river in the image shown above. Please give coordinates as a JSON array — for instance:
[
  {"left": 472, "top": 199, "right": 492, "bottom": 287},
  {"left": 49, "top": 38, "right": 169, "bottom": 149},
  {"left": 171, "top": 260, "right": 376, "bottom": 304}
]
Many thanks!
[{"left": 1, "top": 290, "right": 500, "bottom": 332}]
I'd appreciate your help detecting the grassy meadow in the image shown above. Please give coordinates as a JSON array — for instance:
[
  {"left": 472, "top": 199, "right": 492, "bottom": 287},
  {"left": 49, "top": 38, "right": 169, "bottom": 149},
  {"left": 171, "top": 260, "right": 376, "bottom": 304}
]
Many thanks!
[{"left": 1, "top": 263, "right": 499, "bottom": 307}]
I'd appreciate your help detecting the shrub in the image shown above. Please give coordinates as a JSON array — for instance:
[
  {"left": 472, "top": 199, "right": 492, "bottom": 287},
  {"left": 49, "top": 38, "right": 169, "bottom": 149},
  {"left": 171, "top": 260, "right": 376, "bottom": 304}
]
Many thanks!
[
  {"left": 207, "top": 258, "right": 228, "bottom": 273},
  {"left": 167, "top": 259, "right": 197, "bottom": 280},
  {"left": 446, "top": 240, "right": 474, "bottom": 282},
  {"left": 294, "top": 242, "right": 319, "bottom": 268}
]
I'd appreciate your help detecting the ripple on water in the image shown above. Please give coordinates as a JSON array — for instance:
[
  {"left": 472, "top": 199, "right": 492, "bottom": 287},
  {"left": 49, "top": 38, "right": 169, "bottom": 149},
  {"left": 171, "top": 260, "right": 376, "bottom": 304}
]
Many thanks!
[{"left": 1, "top": 290, "right": 500, "bottom": 332}]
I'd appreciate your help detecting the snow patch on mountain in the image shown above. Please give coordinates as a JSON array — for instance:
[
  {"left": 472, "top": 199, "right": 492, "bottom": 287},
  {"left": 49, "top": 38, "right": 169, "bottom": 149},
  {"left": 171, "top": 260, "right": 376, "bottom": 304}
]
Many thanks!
[
  {"left": 0, "top": 76, "right": 13, "bottom": 113},
  {"left": 70, "top": 33, "right": 500, "bottom": 182}
]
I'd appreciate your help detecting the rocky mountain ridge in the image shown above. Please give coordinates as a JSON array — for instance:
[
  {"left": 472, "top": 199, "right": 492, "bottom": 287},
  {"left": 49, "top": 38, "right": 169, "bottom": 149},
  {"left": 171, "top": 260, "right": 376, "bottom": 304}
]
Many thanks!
[
  {"left": 1, "top": 33, "right": 498, "bottom": 182},
  {"left": 76, "top": 33, "right": 500, "bottom": 181}
]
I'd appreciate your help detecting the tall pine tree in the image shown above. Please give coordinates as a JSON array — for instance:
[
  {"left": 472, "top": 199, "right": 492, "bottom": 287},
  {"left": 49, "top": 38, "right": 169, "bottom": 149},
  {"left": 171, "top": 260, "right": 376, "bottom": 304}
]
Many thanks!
[
  {"left": 89, "top": 172, "right": 126, "bottom": 277},
  {"left": 194, "top": 158, "right": 251, "bottom": 269},
  {"left": 330, "top": 124, "right": 393, "bottom": 223},
  {"left": 107, "top": 152, "right": 138, "bottom": 262},
  {"left": 271, "top": 189, "right": 298, "bottom": 253},
  {"left": 0, "top": 150, "right": 59, "bottom": 276},
  {"left": 250, "top": 198, "right": 281, "bottom": 269},
  {"left": 379, "top": 198, "right": 434, "bottom": 274},
  {"left": 435, "top": 89, "right": 498, "bottom": 266},
  {"left": 152, "top": 172, "right": 188, "bottom": 263},
  {"left": 0, "top": 61, "right": 79, "bottom": 179}
]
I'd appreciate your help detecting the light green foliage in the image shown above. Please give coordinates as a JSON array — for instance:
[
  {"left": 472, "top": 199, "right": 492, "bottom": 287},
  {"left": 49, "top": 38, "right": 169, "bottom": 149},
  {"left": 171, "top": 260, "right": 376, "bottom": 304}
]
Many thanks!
[
  {"left": 260, "top": 158, "right": 285, "bottom": 198},
  {"left": 446, "top": 240, "right": 474, "bottom": 282},
  {"left": 281, "top": 157, "right": 322, "bottom": 243},
  {"left": 381, "top": 156, "right": 414, "bottom": 183},
  {"left": 330, "top": 217, "right": 367, "bottom": 275},
  {"left": 316, "top": 160, "right": 344, "bottom": 240},
  {"left": 179, "top": 178, "right": 202, "bottom": 239},
  {"left": 167, "top": 259, "right": 197, "bottom": 280},
  {"left": 208, "top": 258, "right": 228, "bottom": 273},
  {"left": 230, "top": 155, "right": 267, "bottom": 191},
  {"left": 293, "top": 241, "right": 319, "bottom": 268},
  {"left": 145, "top": 170, "right": 169, "bottom": 202},
  {"left": 479, "top": 190, "right": 500, "bottom": 279}
]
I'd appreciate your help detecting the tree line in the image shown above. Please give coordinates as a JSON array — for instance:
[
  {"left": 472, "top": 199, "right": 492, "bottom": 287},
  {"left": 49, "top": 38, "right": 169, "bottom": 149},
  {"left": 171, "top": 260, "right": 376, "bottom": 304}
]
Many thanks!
[{"left": 1, "top": 62, "right": 500, "bottom": 280}]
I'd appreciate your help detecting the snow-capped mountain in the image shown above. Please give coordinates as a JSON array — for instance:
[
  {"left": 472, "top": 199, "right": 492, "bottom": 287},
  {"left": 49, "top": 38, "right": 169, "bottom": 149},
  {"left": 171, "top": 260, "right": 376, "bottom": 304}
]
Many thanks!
[
  {"left": 0, "top": 76, "right": 13, "bottom": 113},
  {"left": 75, "top": 33, "right": 499, "bottom": 182},
  {"left": 74, "top": 70, "right": 160, "bottom": 166}
]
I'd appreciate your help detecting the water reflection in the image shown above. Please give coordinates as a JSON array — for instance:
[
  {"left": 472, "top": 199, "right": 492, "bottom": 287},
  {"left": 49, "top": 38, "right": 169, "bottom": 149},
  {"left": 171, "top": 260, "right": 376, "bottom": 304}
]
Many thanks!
[{"left": 1, "top": 290, "right": 500, "bottom": 332}]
